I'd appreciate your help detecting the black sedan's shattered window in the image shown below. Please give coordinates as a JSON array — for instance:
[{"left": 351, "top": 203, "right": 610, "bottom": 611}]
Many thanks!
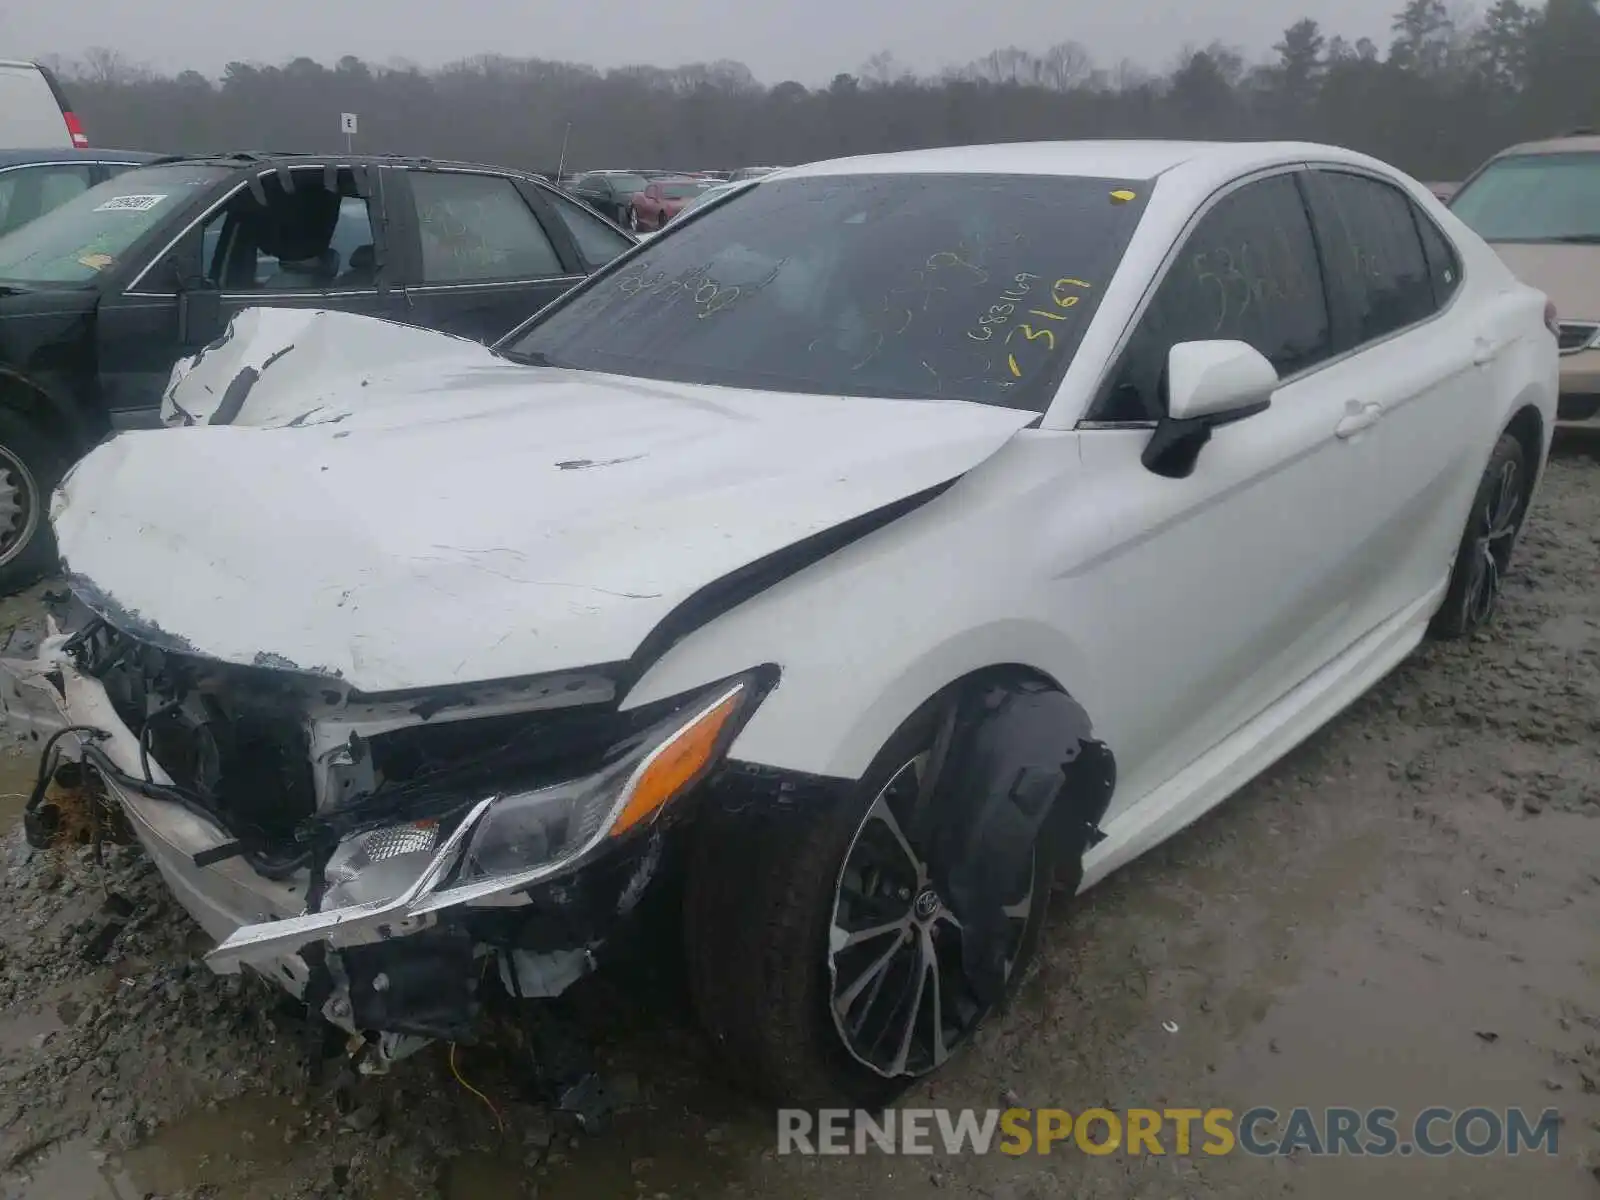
[{"left": 503, "top": 173, "right": 1151, "bottom": 411}]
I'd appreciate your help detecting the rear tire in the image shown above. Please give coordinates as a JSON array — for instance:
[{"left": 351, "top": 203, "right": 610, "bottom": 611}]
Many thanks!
[
  {"left": 627, "top": 207, "right": 640, "bottom": 232},
  {"left": 1429, "top": 432, "right": 1528, "bottom": 639},
  {"left": 685, "top": 702, "right": 1052, "bottom": 1107},
  {"left": 0, "top": 409, "right": 68, "bottom": 595}
]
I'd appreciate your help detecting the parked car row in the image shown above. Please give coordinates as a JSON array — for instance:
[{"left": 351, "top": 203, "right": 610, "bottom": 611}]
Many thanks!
[
  {"left": 0, "top": 55, "right": 1581, "bottom": 1113},
  {"left": 560, "top": 165, "right": 783, "bottom": 226}
]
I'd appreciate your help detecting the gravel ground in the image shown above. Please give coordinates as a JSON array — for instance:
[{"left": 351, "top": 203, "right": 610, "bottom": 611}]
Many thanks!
[{"left": 0, "top": 442, "right": 1597, "bottom": 1200}]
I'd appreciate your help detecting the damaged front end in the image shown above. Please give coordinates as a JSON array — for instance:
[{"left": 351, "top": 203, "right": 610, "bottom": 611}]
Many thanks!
[{"left": 1, "top": 602, "right": 770, "bottom": 1074}]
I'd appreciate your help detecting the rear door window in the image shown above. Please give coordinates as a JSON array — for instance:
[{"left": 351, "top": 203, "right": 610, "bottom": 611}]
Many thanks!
[
  {"left": 1415, "top": 211, "right": 1461, "bottom": 307},
  {"left": 409, "top": 171, "right": 564, "bottom": 283},
  {"left": 1302, "top": 170, "right": 1438, "bottom": 345},
  {"left": 1094, "top": 172, "right": 1332, "bottom": 421}
]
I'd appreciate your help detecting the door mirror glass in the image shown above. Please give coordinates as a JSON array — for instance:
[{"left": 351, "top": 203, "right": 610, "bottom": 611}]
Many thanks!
[{"left": 1166, "top": 340, "right": 1278, "bottom": 421}]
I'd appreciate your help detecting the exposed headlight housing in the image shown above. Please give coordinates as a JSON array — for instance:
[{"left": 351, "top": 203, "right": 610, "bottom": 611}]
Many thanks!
[
  {"left": 208, "top": 671, "right": 767, "bottom": 970},
  {"left": 457, "top": 676, "right": 751, "bottom": 884}
]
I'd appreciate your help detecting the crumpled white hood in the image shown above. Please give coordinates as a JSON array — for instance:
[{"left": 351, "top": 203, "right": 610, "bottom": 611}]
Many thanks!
[{"left": 56, "top": 310, "right": 1033, "bottom": 693}]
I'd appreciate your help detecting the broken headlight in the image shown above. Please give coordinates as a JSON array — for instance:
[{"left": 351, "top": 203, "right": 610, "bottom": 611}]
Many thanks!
[
  {"left": 463, "top": 675, "right": 755, "bottom": 880},
  {"left": 325, "top": 821, "right": 444, "bottom": 908},
  {"left": 323, "top": 675, "right": 759, "bottom": 912}
]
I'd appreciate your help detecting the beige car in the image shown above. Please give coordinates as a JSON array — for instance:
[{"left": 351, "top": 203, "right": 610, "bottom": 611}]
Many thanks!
[{"left": 1450, "top": 132, "right": 1600, "bottom": 427}]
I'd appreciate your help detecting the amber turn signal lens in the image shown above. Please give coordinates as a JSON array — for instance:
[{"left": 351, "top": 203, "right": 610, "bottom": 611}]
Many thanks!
[{"left": 610, "top": 685, "right": 745, "bottom": 837}]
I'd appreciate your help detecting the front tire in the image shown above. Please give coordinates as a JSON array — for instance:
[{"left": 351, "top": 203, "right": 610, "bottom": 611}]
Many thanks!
[
  {"left": 1430, "top": 431, "right": 1529, "bottom": 639},
  {"left": 685, "top": 704, "right": 1051, "bottom": 1107},
  {"left": 0, "top": 409, "right": 68, "bottom": 594}
]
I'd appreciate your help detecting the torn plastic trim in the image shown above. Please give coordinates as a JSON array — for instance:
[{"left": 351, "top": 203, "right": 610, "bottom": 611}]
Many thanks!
[{"left": 205, "top": 675, "right": 763, "bottom": 972}]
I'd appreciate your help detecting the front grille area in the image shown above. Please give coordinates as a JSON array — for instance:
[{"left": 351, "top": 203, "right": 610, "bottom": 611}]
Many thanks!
[
  {"left": 67, "top": 616, "right": 641, "bottom": 858},
  {"left": 74, "top": 623, "right": 320, "bottom": 850},
  {"left": 1558, "top": 322, "right": 1598, "bottom": 354}
]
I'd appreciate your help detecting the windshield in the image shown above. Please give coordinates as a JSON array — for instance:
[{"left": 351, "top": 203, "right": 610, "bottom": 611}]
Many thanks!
[
  {"left": 1450, "top": 152, "right": 1600, "bottom": 242},
  {"left": 679, "top": 185, "right": 734, "bottom": 214},
  {"left": 504, "top": 172, "right": 1150, "bottom": 410},
  {"left": 661, "top": 182, "right": 707, "bottom": 199},
  {"left": 0, "top": 163, "right": 230, "bottom": 285}
]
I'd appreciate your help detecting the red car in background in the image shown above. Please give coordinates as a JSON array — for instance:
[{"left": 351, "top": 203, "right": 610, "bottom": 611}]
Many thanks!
[{"left": 628, "top": 177, "right": 710, "bottom": 231}]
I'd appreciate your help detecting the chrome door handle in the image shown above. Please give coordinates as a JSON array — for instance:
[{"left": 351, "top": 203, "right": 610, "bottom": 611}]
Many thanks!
[{"left": 1335, "top": 400, "right": 1383, "bottom": 438}]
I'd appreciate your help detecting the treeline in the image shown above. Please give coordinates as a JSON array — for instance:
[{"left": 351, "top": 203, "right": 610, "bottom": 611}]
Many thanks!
[{"left": 42, "top": 0, "right": 1600, "bottom": 181}]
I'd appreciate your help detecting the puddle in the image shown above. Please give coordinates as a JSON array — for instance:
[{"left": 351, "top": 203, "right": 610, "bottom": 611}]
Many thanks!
[
  {"left": 428, "top": 1102, "right": 764, "bottom": 1200},
  {"left": 5, "top": 1098, "right": 320, "bottom": 1200},
  {"left": 0, "top": 742, "right": 37, "bottom": 831},
  {"left": 0, "top": 578, "right": 57, "bottom": 831},
  {"left": 3, "top": 1137, "right": 142, "bottom": 1200},
  {"left": 113, "top": 1096, "right": 312, "bottom": 1199}
]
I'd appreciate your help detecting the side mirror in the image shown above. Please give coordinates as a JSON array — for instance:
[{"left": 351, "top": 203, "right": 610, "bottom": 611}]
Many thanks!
[
  {"left": 174, "top": 268, "right": 223, "bottom": 348},
  {"left": 1142, "top": 340, "right": 1277, "bottom": 479}
]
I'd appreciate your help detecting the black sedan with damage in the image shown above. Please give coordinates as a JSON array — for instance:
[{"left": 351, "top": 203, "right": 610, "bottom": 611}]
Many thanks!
[{"left": 0, "top": 150, "right": 635, "bottom": 590}]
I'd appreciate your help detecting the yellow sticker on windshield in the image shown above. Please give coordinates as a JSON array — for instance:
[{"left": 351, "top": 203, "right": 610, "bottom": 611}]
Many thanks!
[
  {"left": 1110, "top": 189, "right": 1137, "bottom": 203},
  {"left": 77, "top": 253, "right": 114, "bottom": 271}
]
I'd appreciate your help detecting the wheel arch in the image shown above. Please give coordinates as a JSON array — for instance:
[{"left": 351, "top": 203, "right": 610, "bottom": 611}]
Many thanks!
[
  {"left": 1502, "top": 400, "right": 1546, "bottom": 495},
  {"left": 627, "top": 605, "right": 1102, "bottom": 778},
  {"left": 0, "top": 366, "right": 88, "bottom": 452},
  {"left": 859, "top": 662, "right": 1119, "bottom": 881}
]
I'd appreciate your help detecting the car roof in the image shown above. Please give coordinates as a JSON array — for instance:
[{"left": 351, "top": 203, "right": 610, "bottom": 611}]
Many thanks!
[
  {"left": 137, "top": 151, "right": 551, "bottom": 177},
  {"left": 1486, "top": 132, "right": 1600, "bottom": 157},
  {"left": 779, "top": 139, "right": 1395, "bottom": 185},
  {"left": 0, "top": 147, "right": 164, "bottom": 168}
]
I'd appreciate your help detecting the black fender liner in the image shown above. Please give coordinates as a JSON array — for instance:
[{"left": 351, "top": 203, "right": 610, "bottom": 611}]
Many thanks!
[{"left": 922, "top": 677, "right": 1115, "bottom": 1006}]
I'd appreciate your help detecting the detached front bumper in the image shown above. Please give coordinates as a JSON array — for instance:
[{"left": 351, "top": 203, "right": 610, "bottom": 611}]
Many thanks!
[
  {"left": 0, "top": 633, "right": 720, "bottom": 1061},
  {"left": 1, "top": 638, "right": 334, "bottom": 999}
]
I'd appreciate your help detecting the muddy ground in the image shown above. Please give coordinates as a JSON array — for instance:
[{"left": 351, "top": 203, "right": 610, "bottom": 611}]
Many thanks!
[{"left": 0, "top": 442, "right": 1597, "bottom": 1200}]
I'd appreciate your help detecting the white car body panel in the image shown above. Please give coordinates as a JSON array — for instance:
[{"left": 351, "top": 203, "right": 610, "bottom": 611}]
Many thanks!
[
  {"left": 57, "top": 312, "right": 1034, "bottom": 692},
  {"left": 157, "top": 307, "right": 494, "bottom": 428},
  {"left": 37, "top": 139, "right": 1559, "bottom": 923}
]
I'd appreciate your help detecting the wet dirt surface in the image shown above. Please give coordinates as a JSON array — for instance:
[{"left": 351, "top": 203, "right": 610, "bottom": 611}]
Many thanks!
[{"left": 1, "top": 445, "right": 1598, "bottom": 1199}]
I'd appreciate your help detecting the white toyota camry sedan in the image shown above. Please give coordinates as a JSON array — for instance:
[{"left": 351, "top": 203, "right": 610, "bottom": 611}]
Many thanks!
[{"left": 4, "top": 140, "right": 1557, "bottom": 1109}]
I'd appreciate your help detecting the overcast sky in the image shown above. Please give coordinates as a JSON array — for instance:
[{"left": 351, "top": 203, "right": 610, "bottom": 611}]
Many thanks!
[{"left": 6, "top": 0, "right": 1406, "bottom": 84}]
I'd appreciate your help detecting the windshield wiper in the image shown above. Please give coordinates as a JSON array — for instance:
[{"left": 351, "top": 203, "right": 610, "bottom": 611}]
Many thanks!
[
  {"left": 1547, "top": 234, "right": 1600, "bottom": 244},
  {"left": 0, "top": 282, "right": 32, "bottom": 296},
  {"left": 496, "top": 347, "right": 561, "bottom": 367}
]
